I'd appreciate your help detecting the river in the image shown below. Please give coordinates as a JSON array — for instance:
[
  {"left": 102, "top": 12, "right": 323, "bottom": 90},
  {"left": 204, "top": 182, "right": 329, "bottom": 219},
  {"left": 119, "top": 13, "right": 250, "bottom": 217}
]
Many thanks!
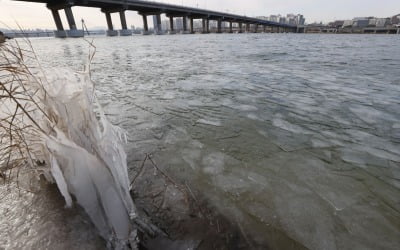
[{"left": 1, "top": 33, "right": 400, "bottom": 249}]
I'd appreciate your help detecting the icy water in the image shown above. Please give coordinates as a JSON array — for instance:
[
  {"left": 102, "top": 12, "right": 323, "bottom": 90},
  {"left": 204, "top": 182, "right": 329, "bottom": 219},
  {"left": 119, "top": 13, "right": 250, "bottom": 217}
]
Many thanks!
[{"left": 2, "top": 33, "right": 400, "bottom": 249}]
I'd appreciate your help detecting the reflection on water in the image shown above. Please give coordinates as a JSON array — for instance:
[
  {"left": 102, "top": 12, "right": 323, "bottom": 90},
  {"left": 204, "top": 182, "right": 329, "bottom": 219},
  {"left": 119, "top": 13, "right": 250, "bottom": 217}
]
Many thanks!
[{"left": 10, "top": 34, "right": 400, "bottom": 249}]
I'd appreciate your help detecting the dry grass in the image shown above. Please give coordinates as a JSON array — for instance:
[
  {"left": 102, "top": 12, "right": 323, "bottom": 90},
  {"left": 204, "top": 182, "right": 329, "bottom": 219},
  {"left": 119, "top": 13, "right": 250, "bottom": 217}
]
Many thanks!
[
  {"left": 0, "top": 36, "right": 96, "bottom": 184},
  {"left": 0, "top": 39, "right": 52, "bottom": 184}
]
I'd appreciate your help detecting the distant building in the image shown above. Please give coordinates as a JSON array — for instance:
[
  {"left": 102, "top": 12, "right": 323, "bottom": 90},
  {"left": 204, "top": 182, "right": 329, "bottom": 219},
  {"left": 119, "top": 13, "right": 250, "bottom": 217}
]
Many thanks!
[
  {"left": 193, "top": 20, "right": 202, "bottom": 29},
  {"left": 269, "top": 15, "right": 279, "bottom": 22},
  {"left": 329, "top": 20, "right": 344, "bottom": 28},
  {"left": 175, "top": 18, "right": 183, "bottom": 30},
  {"left": 342, "top": 20, "right": 354, "bottom": 28},
  {"left": 376, "top": 18, "right": 390, "bottom": 27},
  {"left": 267, "top": 14, "right": 305, "bottom": 26},
  {"left": 162, "top": 18, "right": 185, "bottom": 31},
  {"left": 352, "top": 17, "right": 370, "bottom": 28},
  {"left": 296, "top": 15, "right": 306, "bottom": 25},
  {"left": 391, "top": 14, "right": 400, "bottom": 24},
  {"left": 205, "top": 20, "right": 214, "bottom": 29},
  {"left": 255, "top": 16, "right": 269, "bottom": 20},
  {"left": 368, "top": 18, "right": 377, "bottom": 27},
  {"left": 162, "top": 20, "right": 169, "bottom": 30},
  {"left": 288, "top": 18, "right": 297, "bottom": 26},
  {"left": 286, "top": 13, "right": 296, "bottom": 22},
  {"left": 152, "top": 16, "right": 161, "bottom": 33},
  {"left": 308, "top": 14, "right": 398, "bottom": 33}
]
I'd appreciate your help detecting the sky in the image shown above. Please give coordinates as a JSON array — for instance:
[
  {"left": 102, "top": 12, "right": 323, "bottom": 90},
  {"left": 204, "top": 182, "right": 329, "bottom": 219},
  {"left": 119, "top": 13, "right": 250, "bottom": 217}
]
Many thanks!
[{"left": 0, "top": 0, "right": 399, "bottom": 29}]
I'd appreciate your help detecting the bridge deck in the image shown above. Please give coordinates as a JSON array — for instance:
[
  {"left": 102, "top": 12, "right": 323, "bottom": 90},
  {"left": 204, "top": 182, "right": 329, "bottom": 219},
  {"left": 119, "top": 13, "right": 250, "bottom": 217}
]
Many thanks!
[{"left": 15, "top": 0, "right": 295, "bottom": 28}]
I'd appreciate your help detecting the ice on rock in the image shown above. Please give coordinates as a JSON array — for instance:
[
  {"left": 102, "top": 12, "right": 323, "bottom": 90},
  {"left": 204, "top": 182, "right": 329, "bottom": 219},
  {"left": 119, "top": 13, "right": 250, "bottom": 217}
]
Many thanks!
[
  {"left": 0, "top": 52, "right": 136, "bottom": 247},
  {"left": 50, "top": 156, "right": 73, "bottom": 208},
  {"left": 46, "top": 132, "right": 131, "bottom": 241},
  {"left": 40, "top": 68, "right": 137, "bottom": 245}
]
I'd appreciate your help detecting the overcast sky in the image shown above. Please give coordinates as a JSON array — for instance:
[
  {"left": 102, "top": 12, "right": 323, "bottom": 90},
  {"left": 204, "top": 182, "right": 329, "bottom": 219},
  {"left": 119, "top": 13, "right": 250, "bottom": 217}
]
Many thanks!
[{"left": 1, "top": 0, "right": 399, "bottom": 29}]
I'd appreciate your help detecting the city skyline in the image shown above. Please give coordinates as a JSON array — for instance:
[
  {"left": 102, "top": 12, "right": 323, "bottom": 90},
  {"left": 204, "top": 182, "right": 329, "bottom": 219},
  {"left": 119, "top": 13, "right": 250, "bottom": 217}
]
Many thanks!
[{"left": 1, "top": 0, "right": 399, "bottom": 29}]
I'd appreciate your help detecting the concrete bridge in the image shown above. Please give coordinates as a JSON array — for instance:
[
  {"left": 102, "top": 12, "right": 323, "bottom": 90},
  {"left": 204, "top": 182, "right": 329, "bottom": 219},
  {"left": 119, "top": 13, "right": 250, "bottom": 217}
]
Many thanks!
[{"left": 15, "top": 0, "right": 297, "bottom": 37}]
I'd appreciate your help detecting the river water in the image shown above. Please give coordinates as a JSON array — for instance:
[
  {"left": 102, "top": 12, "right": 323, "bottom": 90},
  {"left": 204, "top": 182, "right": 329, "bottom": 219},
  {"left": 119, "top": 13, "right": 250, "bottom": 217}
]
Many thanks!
[{"left": 2, "top": 33, "right": 400, "bottom": 249}]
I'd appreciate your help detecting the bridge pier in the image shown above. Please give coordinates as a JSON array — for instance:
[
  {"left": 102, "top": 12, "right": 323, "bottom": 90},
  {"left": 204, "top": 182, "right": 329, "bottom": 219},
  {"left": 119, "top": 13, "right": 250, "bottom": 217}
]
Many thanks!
[
  {"left": 229, "top": 22, "right": 233, "bottom": 33},
  {"left": 254, "top": 24, "right": 259, "bottom": 33},
  {"left": 206, "top": 19, "right": 210, "bottom": 33},
  {"left": 153, "top": 14, "right": 163, "bottom": 35},
  {"left": 182, "top": 16, "right": 187, "bottom": 32},
  {"left": 263, "top": 25, "right": 267, "bottom": 33},
  {"left": 182, "top": 16, "right": 190, "bottom": 34},
  {"left": 238, "top": 23, "right": 243, "bottom": 33},
  {"left": 246, "top": 23, "right": 250, "bottom": 33},
  {"left": 119, "top": 11, "right": 132, "bottom": 36},
  {"left": 217, "top": 19, "right": 222, "bottom": 33},
  {"left": 50, "top": 9, "right": 67, "bottom": 38},
  {"left": 64, "top": 7, "right": 84, "bottom": 37},
  {"left": 168, "top": 16, "right": 176, "bottom": 34},
  {"left": 142, "top": 15, "right": 150, "bottom": 35},
  {"left": 202, "top": 19, "right": 207, "bottom": 33},
  {"left": 189, "top": 18, "right": 194, "bottom": 34},
  {"left": 104, "top": 12, "right": 118, "bottom": 36}
]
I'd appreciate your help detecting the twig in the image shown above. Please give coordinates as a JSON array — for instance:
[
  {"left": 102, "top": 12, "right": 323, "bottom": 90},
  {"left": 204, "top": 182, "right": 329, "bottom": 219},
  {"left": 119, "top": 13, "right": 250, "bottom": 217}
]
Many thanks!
[
  {"left": 185, "top": 181, "right": 206, "bottom": 218},
  {"left": 129, "top": 154, "right": 148, "bottom": 189},
  {"left": 147, "top": 154, "right": 178, "bottom": 187},
  {"left": 147, "top": 154, "right": 190, "bottom": 205}
]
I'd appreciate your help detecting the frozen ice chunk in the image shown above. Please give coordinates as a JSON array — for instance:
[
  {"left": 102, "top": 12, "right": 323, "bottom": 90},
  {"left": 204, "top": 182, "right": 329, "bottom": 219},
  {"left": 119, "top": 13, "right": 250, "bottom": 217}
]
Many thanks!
[
  {"left": 272, "top": 118, "right": 311, "bottom": 134},
  {"left": 197, "top": 119, "right": 222, "bottom": 127},
  {"left": 202, "top": 152, "right": 225, "bottom": 174}
]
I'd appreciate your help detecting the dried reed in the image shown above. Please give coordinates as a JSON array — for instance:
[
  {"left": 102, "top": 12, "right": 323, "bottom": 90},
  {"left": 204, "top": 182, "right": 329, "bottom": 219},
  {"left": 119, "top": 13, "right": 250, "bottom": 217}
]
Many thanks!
[{"left": 0, "top": 38, "right": 49, "bottom": 184}]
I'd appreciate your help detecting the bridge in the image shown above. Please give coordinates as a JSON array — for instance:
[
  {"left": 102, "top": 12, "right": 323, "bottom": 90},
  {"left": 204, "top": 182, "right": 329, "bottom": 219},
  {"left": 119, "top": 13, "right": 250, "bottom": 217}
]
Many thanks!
[{"left": 15, "top": 0, "right": 298, "bottom": 38}]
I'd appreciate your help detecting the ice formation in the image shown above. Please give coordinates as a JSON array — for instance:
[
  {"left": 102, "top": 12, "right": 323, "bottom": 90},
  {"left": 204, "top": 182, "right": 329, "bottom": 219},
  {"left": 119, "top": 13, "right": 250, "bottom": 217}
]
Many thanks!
[{"left": 0, "top": 42, "right": 136, "bottom": 248}]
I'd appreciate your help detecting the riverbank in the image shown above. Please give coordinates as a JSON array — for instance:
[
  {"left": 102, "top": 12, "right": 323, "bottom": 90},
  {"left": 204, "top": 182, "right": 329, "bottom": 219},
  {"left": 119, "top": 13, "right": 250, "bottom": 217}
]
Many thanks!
[
  {"left": 301, "top": 26, "right": 400, "bottom": 34},
  {"left": 0, "top": 32, "right": 5, "bottom": 43}
]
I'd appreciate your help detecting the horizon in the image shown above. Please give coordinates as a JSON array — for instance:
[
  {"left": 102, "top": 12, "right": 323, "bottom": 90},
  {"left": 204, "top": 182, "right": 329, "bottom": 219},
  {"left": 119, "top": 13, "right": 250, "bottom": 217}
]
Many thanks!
[{"left": 0, "top": 0, "right": 399, "bottom": 30}]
